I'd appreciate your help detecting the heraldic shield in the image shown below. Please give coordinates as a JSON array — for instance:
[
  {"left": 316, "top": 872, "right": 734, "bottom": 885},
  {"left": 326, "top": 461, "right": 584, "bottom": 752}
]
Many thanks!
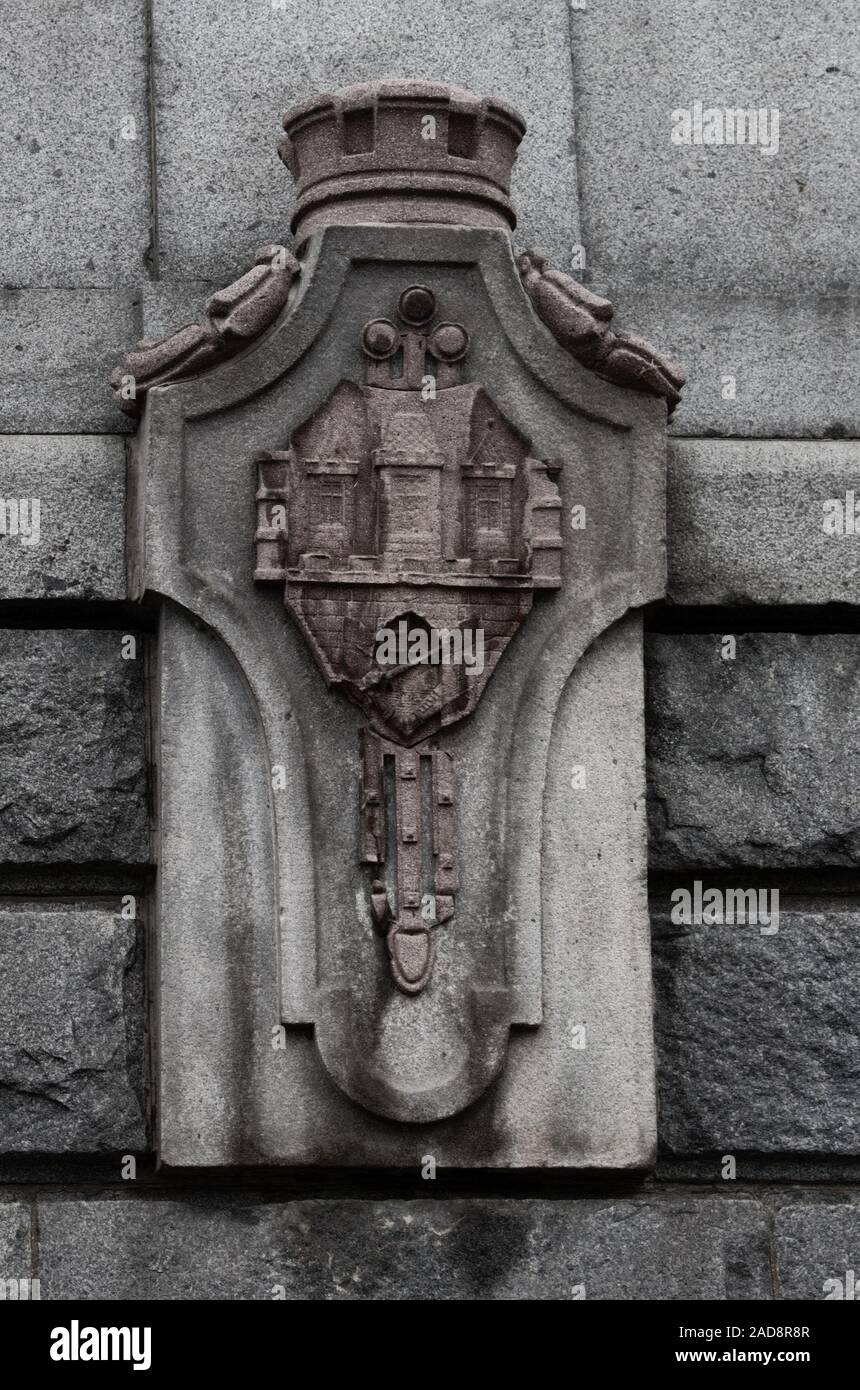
[{"left": 255, "top": 282, "right": 563, "bottom": 995}]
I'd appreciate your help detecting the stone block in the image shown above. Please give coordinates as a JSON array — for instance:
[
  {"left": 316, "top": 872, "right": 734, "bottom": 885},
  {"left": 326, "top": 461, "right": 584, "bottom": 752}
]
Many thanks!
[
  {"left": 0, "top": 288, "right": 139, "bottom": 433},
  {"left": 647, "top": 633, "right": 860, "bottom": 868},
  {"left": 613, "top": 290, "right": 860, "bottom": 439},
  {"left": 36, "top": 1196, "right": 770, "bottom": 1299},
  {"left": 667, "top": 440, "right": 860, "bottom": 605},
  {"left": 570, "top": 0, "right": 859, "bottom": 437},
  {"left": 152, "top": 0, "right": 580, "bottom": 280},
  {"left": 653, "top": 907, "right": 860, "bottom": 1153},
  {"left": 0, "top": 0, "right": 150, "bottom": 288},
  {"left": 776, "top": 1203, "right": 860, "bottom": 1300},
  {"left": 0, "top": 630, "right": 148, "bottom": 864},
  {"left": 0, "top": 905, "right": 146, "bottom": 1153},
  {"left": 0, "top": 1202, "right": 31, "bottom": 1285},
  {"left": 0, "top": 436, "right": 126, "bottom": 601},
  {"left": 140, "top": 280, "right": 216, "bottom": 342},
  {"left": 570, "top": 1, "right": 857, "bottom": 300}
]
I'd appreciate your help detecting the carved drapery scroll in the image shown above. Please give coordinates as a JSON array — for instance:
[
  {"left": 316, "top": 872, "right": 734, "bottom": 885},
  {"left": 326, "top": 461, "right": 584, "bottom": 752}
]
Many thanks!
[
  {"left": 517, "top": 249, "right": 686, "bottom": 409},
  {"left": 111, "top": 245, "right": 300, "bottom": 415}
]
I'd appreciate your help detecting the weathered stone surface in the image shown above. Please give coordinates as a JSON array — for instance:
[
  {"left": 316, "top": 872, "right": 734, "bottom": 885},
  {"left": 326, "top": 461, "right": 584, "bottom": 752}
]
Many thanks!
[
  {"left": 0, "top": 631, "right": 148, "bottom": 864},
  {"left": 0, "top": 906, "right": 146, "bottom": 1153},
  {"left": 609, "top": 290, "right": 860, "bottom": 439},
  {"left": 668, "top": 440, "right": 860, "bottom": 605},
  {"left": 140, "top": 281, "right": 217, "bottom": 343},
  {"left": 776, "top": 1203, "right": 860, "bottom": 1300},
  {"left": 281, "top": 81, "right": 525, "bottom": 245},
  {"left": 0, "top": 288, "right": 139, "bottom": 433},
  {"left": 152, "top": 0, "right": 580, "bottom": 279},
  {"left": 1, "top": 0, "right": 149, "bottom": 287},
  {"left": 0, "top": 436, "right": 126, "bottom": 601},
  {"left": 647, "top": 634, "right": 860, "bottom": 868},
  {"left": 518, "top": 250, "right": 684, "bottom": 408},
  {"left": 36, "top": 1196, "right": 770, "bottom": 1299},
  {"left": 653, "top": 907, "right": 860, "bottom": 1153},
  {"left": 571, "top": 3, "right": 856, "bottom": 300},
  {"left": 570, "top": 4, "right": 858, "bottom": 435},
  {"left": 0, "top": 1202, "right": 31, "bottom": 1282}
]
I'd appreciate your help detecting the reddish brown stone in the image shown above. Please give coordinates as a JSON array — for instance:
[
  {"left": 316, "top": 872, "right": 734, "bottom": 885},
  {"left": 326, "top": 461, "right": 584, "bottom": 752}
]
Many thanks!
[{"left": 280, "top": 81, "right": 526, "bottom": 246}]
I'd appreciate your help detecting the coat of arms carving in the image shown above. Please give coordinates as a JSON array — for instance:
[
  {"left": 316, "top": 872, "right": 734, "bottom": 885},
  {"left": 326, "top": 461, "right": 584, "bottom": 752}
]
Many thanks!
[
  {"left": 114, "top": 78, "right": 680, "bottom": 1155},
  {"left": 254, "top": 283, "right": 563, "bottom": 991}
]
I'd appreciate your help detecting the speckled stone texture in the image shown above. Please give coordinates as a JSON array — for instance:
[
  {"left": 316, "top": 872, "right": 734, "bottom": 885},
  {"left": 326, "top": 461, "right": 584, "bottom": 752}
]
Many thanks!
[
  {"left": 569, "top": 0, "right": 859, "bottom": 436},
  {"left": 151, "top": 0, "right": 581, "bottom": 279},
  {"left": 0, "top": 0, "right": 149, "bottom": 287},
  {"left": 0, "top": 905, "right": 146, "bottom": 1153},
  {"left": 667, "top": 440, "right": 860, "bottom": 605},
  {"left": 0, "top": 630, "right": 148, "bottom": 864},
  {"left": 0, "top": 1, "right": 148, "bottom": 433},
  {"left": 653, "top": 907, "right": 860, "bottom": 1153},
  {"left": 0, "top": 436, "right": 126, "bottom": 600},
  {"left": 647, "top": 633, "right": 860, "bottom": 869},
  {"left": 35, "top": 1196, "right": 771, "bottom": 1300},
  {"left": 0, "top": 287, "right": 140, "bottom": 433},
  {"left": 0, "top": 1201, "right": 31, "bottom": 1282},
  {"left": 775, "top": 1203, "right": 860, "bottom": 1300}
]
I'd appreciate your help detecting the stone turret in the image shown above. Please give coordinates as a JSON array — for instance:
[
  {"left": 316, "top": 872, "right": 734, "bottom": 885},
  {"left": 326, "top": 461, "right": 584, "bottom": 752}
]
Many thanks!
[{"left": 279, "top": 80, "right": 526, "bottom": 244}]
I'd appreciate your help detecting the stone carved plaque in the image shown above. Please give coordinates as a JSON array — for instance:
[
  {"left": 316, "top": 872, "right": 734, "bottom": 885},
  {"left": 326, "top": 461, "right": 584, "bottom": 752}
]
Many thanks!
[{"left": 119, "top": 82, "right": 681, "bottom": 1165}]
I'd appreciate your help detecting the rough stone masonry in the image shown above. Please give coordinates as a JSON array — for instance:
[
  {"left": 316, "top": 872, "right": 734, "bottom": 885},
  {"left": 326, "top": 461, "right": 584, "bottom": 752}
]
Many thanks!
[{"left": 0, "top": 0, "right": 858, "bottom": 1306}]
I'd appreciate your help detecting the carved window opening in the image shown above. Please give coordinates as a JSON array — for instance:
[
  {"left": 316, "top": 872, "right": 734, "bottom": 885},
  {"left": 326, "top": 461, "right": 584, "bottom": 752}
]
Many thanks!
[
  {"left": 314, "top": 478, "right": 346, "bottom": 526},
  {"left": 447, "top": 110, "right": 479, "bottom": 159},
  {"left": 475, "top": 480, "right": 505, "bottom": 533},
  {"left": 343, "top": 106, "right": 375, "bottom": 155}
]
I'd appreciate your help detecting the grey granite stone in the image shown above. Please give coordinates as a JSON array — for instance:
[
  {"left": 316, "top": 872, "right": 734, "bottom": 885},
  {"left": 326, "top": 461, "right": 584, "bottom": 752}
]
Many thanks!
[
  {"left": 0, "top": 436, "right": 126, "bottom": 601},
  {"left": 775, "top": 1203, "right": 860, "bottom": 1300},
  {"left": 0, "top": 1202, "right": 31, "bottom": 1284},
  {"left": 653, "top": 907, "right": 860, "bottom": 1154},
  {"left": 0, "top": 0, "right": 149, "bottom": 287},
  {"left": 570, "top": 2, "right": 857, "bottom": 301},
  {"left": 668, "top": 440, "right": 860, "bottom": 605},
  {"left": 36, "top": 1196, "right": 770, "bottom": 1300},
  {"left": 647, "top": 634, "right": 860, "bottom": 868},
  {"left": 0, "top": 905, "right": 146, "bottom": 1154},
  {"left": 0, "top": 288, "right": 139, "bottom": 433},
  {"left": 152, "top": 0, "right": 580, "bottom": 280},
  {"left": 613, "top": 290, "right": 860, "bottom": 439},
  {"left": 0, "top": 630, "right": 148, "bottom": 864},
  {"left": 658, "top": 1155, "right": 860, "bottom": 1186},
  {"left": 569, "top": 4, "right": 858, "bottom": 436},
  {"left": 140, "top": 280, "right": 217, "bottom": 342}
]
